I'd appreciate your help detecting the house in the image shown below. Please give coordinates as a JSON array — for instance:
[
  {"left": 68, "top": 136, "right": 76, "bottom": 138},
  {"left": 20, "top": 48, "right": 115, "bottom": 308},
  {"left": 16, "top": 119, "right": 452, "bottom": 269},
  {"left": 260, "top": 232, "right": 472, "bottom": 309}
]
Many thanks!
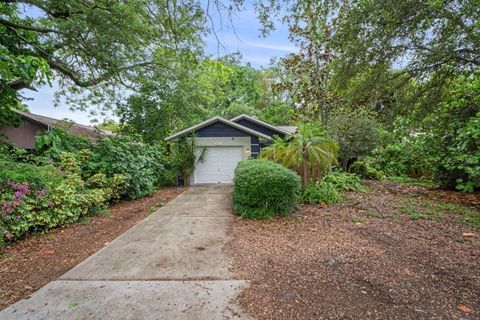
[
  {"left": 165, "top": 114, "right": 295, "bottom": 184},
  {"left": 0, "top": 110, "right": 108, "bottom": 149}
]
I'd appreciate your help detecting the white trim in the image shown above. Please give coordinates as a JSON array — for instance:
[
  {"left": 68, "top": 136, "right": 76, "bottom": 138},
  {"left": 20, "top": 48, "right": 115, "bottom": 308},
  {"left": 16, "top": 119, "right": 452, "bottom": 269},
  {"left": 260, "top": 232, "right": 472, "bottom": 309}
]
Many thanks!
[
  {"left": 164, "top": 116, "right": 272, "bottom": 141},
  {"left": 230, "top": 114, "right": 291, "bottom": 136}
]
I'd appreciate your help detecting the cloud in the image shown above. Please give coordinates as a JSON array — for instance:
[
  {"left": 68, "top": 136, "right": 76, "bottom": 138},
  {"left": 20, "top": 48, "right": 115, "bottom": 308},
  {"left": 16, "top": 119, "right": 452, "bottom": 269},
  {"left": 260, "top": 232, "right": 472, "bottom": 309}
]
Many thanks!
[{"left": 244, "top": 41, "right": 298, "bottom": 53}]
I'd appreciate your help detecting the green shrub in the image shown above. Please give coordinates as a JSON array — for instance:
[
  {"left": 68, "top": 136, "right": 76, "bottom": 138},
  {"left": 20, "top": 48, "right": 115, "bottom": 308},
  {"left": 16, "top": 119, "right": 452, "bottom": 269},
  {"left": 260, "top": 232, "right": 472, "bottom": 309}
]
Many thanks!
[
  {"left": 0, "top": 155, "right": 126, "bottom": 246},
  {"left": 323, "top": 171, "right": 364, "bottom": 191},
  {"left": 350, "top": 158, "right": 385, "bottom": 180},
  {"left": 301, "top": 182, "right": 342, "bottom": 205},
  {"left": 83, "top": 136, "right": 170, "bottom": 199},
  {"left": 233, "top": 159, "right": 301, "bottom": 219}
]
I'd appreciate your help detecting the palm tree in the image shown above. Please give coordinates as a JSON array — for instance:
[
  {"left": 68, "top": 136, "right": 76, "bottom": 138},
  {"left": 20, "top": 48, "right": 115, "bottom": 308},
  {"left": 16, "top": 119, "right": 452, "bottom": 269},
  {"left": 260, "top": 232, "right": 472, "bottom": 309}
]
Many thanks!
[{"left": 261, "top": 123, "right": 339, "bottom": 188}]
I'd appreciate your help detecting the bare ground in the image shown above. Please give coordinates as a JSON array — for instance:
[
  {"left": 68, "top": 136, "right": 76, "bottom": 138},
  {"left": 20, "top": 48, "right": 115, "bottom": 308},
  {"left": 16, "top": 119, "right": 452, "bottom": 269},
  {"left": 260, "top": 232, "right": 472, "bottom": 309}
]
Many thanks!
[
  {"left": 0, "top": 187, "right": 184, "bottom": 311},
  {"left": 225, "top": 181, "right": 480, "bottom": 320}
]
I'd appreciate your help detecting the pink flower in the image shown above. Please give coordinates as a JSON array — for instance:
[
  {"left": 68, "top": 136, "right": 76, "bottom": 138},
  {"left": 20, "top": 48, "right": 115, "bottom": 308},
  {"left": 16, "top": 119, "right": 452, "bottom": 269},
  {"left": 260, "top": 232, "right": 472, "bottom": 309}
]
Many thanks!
[
  {"left": 37, "top": 189, "right": 47, "bottom": 199},
  {"left": 2, "top": 202, "right": 12, "bottom": 214}
]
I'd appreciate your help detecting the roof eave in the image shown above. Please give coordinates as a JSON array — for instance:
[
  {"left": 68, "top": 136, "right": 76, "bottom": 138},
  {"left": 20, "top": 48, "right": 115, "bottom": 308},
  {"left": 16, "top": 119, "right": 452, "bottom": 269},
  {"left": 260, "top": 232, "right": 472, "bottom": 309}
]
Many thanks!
[
  {"left": 164, "top": 116, "right": 271, "bottom": 141},
  {"left": 230, "top": 114, "right": 291, "bottom": 135}
]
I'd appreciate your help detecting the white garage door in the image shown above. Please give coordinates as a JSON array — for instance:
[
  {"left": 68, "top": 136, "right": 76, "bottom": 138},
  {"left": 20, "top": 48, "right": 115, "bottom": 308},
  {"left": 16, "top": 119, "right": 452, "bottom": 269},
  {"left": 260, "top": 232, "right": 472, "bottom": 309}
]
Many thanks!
[{"left": 194, "top": 146, "right": 244, "bottom": 184}]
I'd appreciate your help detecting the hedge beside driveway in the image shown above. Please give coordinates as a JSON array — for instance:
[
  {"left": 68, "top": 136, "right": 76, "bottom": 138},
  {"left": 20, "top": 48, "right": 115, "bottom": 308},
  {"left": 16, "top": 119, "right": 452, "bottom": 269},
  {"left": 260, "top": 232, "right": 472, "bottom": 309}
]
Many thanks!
[{"left": 233, "top": 159, "right": 301, "bottom": 219}]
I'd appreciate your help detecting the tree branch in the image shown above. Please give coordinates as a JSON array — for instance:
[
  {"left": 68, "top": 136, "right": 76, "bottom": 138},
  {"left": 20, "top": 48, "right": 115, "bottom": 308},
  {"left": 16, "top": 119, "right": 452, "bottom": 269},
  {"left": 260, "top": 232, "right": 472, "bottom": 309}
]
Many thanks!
[{"left": 0, "top": 18, "right": 61, "bottom": 34}]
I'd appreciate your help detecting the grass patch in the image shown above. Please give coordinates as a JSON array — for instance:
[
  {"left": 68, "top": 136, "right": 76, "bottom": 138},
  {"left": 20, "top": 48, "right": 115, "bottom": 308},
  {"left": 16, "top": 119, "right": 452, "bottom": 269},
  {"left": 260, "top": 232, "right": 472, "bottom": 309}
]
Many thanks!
[
  {"left": 400, "top": 206, "right": 427, "bottom": 220},
  {"left": 80, "top": 217, "right": 90, "bottom": 225},
  {"left": 397, "top": 198, "right": 479, "bottom": 228},
  {"left": 386, "top": 176, "right": 435, "bottom": 188}
]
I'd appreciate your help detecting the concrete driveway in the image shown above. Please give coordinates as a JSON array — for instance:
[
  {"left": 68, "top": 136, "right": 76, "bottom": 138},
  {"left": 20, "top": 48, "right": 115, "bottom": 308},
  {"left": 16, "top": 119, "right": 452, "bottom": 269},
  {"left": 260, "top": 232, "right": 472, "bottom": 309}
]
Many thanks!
[{"left": 0, "top": 185, "right": 250, "bottom": 320}]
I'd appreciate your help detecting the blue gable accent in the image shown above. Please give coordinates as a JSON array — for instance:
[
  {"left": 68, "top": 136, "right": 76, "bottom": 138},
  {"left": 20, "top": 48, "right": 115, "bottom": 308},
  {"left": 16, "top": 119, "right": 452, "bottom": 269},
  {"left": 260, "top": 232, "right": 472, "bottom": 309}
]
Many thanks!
[
  {"left": 195, "top": 121, "right": 250, "bottom": 137},
  {"left": 234, "top": 118, "right": 285, "bottom": 138}
]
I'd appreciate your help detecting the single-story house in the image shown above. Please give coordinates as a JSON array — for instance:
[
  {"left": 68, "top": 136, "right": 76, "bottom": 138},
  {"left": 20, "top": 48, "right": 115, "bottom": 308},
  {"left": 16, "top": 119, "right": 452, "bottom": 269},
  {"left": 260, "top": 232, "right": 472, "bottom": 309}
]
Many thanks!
[
  {"left": 165, "top": 114, "right": 296, "bottom": 184},
  {"left": 0, "top": 110, "right": 109, "bottom": 149}
]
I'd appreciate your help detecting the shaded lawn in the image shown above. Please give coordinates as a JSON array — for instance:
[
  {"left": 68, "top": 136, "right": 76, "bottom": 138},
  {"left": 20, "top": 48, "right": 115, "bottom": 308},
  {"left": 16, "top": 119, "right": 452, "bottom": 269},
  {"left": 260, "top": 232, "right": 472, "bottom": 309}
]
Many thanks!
[{"left": 226, "top": 181, "right": 480, "bottom": 320}]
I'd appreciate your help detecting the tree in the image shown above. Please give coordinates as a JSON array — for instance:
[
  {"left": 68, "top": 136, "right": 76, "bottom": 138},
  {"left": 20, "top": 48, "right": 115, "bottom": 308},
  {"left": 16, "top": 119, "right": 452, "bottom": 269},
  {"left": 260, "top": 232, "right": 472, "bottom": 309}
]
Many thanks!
[
  {"left": 329, "top": 109, "right": 382, "bottom": 170},
  {"left": 256, "top": 0, "right": 480, "bottom": 108},
  {"left": 117, "top": 57, "right": 289, "bottom": 141},
  {"left": 261, "top": 123, "right": 338, "bottom": 187},
  {"left": 171, "top": 136, "right": 206, "bottom": 186},
  {"left": 0, "top": 0, "right": 206, "bottom": 115}
]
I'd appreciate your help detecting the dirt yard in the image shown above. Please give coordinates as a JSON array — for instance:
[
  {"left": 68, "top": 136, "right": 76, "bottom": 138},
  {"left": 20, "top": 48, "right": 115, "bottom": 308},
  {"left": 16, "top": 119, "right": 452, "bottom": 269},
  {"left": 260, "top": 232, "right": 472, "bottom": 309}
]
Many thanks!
[
  {"left": 226, "top": 181, "right": 480, "bottom": 320},
  {"left": 0, "top": 187, "right": 184, "bottom": 311}
]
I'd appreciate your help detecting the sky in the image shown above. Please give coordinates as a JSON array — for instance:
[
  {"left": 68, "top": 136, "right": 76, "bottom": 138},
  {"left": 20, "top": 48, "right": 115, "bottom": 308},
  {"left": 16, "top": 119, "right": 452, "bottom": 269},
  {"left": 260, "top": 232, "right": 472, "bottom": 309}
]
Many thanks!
[{"left": 20, "top": 1, "right": 296, "bottom": 125}]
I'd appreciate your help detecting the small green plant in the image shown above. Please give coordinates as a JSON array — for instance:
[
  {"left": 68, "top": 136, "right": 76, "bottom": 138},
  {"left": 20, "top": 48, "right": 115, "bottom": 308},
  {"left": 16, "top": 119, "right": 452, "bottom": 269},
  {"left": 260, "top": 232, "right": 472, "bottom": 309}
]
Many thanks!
[
  {"left": 323, "top": 171, "right": 364, "bottom": 192},
  {"left": 453, "top": 236, "right": 465, "bottom": 243},
  {"left": 366, "top": 209, "right": 382, "bottom": 218},
  {"left": 80, "top": 217, "right": 90, "bottom": 225},
  {"left": 351, "top": 215, "right": 363, "bottom": 223},
  {"left": 99, "top": 208, "right": 110, "bottom": 217},
  {"left": 68, "top": 300, "right": 78, "bottom": 309},
  {"left": 350, "top": 158, "right": 385, "bottom": 180},
  {"left": 301, "top": 182, "right": 342, "bottom": 205}
]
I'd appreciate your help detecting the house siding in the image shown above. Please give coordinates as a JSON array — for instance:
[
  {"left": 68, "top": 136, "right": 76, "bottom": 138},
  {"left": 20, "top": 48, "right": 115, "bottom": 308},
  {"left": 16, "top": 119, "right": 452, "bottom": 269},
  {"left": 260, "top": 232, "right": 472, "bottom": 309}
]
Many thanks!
[
  {"left": 251, "top": 136, "right": 260, "bottom": 158},
  {"left": 0, "top": 121, "right": 46, "bottom": 149},
  {"left": 195, "top": 122, "right": 250, "bottom": 137},
  {"left": 233, "top": 118, "right": 285, "bottom": 139}
]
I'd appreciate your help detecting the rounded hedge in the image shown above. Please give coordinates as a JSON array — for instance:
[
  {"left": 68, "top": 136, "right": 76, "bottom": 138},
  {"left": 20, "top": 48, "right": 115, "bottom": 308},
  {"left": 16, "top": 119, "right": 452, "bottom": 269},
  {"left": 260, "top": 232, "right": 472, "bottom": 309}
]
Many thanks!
[{"left": 233, "top": 159, "right": 301, "bottom": 219}]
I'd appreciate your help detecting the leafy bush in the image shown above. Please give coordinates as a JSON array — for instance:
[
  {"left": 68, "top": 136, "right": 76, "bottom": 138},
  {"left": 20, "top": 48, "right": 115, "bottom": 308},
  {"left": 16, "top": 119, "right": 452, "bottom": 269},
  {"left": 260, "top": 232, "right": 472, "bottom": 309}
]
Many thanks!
[
  {"left": 371, "top": 135, "right": 433, "bottom": 178},
  {"left": 301, "top": 182, "right": 342, "bottom": 205},
  {"left": 300, "top": 172, "right": 363, "bottom": 205},
  {"left": 323, "top": 171, "right": 363, "bottom": 192},
  {"left": 350, "top": 158, "right": 385, "bottom": 180},
  {"left": 0, "top": 154, "right": 126, "bottom": 247},
  {"left": 368, "top": 76, "right": 480, "bottom": 191},
  {"left": 35, "top": 127, "right": 93, "bottom": 159},
  {"left": 83, "top": 136, "right": 170, "bottom": 199},
  {"left": 233, "top": 159, "right": 301, "bottom": 219}
]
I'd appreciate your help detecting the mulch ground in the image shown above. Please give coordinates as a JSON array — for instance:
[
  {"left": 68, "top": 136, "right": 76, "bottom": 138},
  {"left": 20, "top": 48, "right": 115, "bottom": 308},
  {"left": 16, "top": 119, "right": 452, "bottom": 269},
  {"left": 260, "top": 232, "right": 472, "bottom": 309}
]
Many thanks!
[
  {"left": 0, "top": 187, "right": 184, "bottom": 311},
  {"left": 225, "top": 181, "right": 480, "bottom": 320}
]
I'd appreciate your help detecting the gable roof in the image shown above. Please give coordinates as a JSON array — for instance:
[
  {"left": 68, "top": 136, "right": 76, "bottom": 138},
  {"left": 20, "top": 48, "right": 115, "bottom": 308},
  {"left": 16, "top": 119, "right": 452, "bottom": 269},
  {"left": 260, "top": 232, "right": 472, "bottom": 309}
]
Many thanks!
[
  {"left": 230, "top": 114, "right": 291, "bottom": 136},
  {"left": 15, "top": 110, "right": 110, "bottom": 142},
  {"left": 164, "top": 116, "right": 272, "bottom": 141}
]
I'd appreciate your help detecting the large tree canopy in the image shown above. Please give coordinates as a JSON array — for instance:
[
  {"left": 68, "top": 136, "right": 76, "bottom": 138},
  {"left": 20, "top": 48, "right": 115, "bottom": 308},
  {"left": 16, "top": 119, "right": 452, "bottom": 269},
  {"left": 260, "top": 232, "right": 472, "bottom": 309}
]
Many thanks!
[
  {"left": 0, "top": 0, "right": 210, "bottom": 119},
  {"left": 257, "top": 0, "right": 480, "bottom": 109}
]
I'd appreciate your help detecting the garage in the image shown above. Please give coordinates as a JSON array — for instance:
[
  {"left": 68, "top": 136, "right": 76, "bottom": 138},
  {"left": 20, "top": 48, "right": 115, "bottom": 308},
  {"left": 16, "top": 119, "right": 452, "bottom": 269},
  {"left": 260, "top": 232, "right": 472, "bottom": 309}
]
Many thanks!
[
  {"left": 165, "top": 116, "right": 290, "bottom": 185},
  {"left": 194, "top": 146, "right": 244, "bottom": 184}
]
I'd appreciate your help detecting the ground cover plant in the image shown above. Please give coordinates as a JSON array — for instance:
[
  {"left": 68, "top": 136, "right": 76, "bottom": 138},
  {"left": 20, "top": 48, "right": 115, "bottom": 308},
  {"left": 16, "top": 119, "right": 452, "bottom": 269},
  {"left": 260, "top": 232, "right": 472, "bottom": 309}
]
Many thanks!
[{"left": 301, "top": 171, "right": 363, "bottom": 205}]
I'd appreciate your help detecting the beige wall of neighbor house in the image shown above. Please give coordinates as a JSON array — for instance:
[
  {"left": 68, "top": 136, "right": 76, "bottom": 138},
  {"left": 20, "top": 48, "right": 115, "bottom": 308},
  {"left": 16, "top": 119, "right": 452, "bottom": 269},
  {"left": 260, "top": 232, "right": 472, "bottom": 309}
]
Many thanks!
[{"left": 0, "top": 122, "right": 46, "bottom": 149}]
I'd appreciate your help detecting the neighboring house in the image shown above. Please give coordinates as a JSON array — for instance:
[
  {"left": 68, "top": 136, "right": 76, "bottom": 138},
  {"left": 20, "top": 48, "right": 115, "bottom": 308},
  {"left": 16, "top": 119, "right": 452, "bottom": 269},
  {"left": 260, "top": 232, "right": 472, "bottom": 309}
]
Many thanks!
[
  {"left": 0, "top": 110, "right": 108, "bottom": 149},
  {"left": 165, "top": 114, "right": 295, "bottom": 184}
]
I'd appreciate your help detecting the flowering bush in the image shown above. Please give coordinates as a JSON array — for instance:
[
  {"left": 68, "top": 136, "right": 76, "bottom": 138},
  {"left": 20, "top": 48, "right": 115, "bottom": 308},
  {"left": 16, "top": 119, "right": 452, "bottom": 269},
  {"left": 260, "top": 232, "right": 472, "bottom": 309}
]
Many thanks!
[{"left": 0, "top": 154, "right": 126, "bottom": 247}]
